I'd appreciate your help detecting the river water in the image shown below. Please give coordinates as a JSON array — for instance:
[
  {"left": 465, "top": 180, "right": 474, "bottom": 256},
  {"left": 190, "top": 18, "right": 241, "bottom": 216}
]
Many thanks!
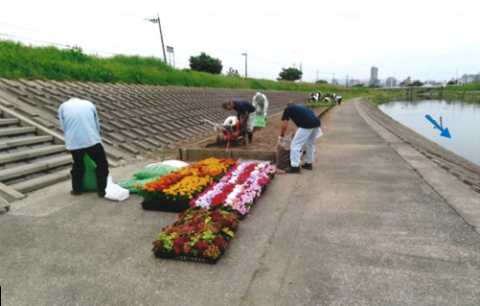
[{"left": 379, "top": 99, "right": 480, "bottom": 166}]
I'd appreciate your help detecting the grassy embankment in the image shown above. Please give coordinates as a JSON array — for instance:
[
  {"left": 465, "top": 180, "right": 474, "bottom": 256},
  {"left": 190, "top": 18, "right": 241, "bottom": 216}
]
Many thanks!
[
  {"left": 2, "top": 40, "right": 476, "bottom": 106},
  {"left": 0, "top": 40, "right": 363, "bottom": 103},
  {"left": 416, "top": 83, "right": 480, "bottom": 103}
]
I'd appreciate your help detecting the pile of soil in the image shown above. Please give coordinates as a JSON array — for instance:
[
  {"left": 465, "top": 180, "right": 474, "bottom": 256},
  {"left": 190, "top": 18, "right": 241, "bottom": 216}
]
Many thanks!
[{"left": 177, "top": 107, "right": 326, "bottom": 151}]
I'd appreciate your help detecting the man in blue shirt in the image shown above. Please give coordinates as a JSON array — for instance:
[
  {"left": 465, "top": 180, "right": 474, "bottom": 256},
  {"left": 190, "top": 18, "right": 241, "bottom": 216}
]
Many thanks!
[
  {"left": 222, "top": 99, "right": 256, "bottom": 142},
  {"left": 279, "top": 103, "right": 322, "bottom": 173},
  {"left": 58, "top": 98, "right": 109, "bottom": 197}
]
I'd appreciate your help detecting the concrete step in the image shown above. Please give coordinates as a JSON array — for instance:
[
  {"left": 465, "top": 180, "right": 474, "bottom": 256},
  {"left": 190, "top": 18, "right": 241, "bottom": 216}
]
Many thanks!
[
  {"left": 0, "top": 135, "right": 54, "bottom": 150},
  {"left": 9, "top": 171, "right": 70, "bottom": 193},
  {"left": 0, "top": 126, "right": 36, "bottom": 137},
  {"left": 0, "top": 118, "right": 19, "bottom": 126},
  {"left": 0, "top": 154, "right": 72, "bottom": 181},
  {"left": 0, "top": 144, "right": 67, "bottom": 164}
]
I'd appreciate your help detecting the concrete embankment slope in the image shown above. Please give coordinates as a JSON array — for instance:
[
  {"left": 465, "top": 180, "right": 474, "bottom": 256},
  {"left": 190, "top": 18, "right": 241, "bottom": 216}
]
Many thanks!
[{"left": 0, "top": 98, "right": 478, "bottom": 306}]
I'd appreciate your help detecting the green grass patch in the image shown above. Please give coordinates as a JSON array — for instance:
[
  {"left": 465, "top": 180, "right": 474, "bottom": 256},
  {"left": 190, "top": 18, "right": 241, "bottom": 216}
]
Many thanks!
[
  {"left": 305, "top": 101, "right": 336, "bottom": 107},
  {"left": 0, "top": 40, "right": 360, "bottom": 96}
]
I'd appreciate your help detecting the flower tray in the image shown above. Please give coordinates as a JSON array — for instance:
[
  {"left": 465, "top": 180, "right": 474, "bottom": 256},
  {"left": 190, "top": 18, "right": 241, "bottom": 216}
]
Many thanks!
[
  {"left": 141, "top": 200, "right": 190, "bottom": 212},
  {"left": 153, "top": 252, "right": 220, "bottom": 264}
]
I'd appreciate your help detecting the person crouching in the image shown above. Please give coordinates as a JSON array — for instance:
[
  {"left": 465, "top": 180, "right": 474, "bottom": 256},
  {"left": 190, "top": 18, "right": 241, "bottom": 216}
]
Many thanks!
[{"left": 222, "top": 99, "right": 256, "bottom": 142}]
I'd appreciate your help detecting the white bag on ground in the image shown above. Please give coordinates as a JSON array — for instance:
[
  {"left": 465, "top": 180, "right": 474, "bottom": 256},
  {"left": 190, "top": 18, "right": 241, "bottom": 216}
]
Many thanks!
[
  {"left": 105, "top": 176, "right": 130, "bottom": 201},
  {"left": 160, "top": 160, "right": 189, "bottom": 168}
]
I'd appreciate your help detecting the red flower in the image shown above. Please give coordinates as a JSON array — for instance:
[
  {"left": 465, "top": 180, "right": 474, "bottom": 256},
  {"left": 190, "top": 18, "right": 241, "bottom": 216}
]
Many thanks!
[
  {"left": 195, "top": 241, "right": 210, "bottom": 253},
  {"left": 173, "top": 237, "right": 185, "bottom": 255},
  {"left": 213, "top": 236, "right": 227, "bottom": 251},
  {"left": 211, "top": 210, "right": 223, "bottom": 221}
]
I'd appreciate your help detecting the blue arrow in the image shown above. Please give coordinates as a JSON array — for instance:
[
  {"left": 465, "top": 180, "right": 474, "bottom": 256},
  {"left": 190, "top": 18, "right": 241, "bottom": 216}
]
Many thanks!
[{"left": 425, "top": 115, "right": 451, "bottom": 138}]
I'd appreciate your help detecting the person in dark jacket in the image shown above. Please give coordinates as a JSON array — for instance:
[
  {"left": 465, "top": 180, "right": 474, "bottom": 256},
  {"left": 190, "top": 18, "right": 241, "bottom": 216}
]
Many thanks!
[
  {"left": 279, "top": 103, "right": 322, "bottom": 173},
  {"left": 222, "top": 99, "right": 256, "bottom": 142}
]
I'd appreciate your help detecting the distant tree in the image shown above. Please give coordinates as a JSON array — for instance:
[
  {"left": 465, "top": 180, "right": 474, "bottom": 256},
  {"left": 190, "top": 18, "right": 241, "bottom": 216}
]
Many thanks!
[
  {"left": 189, "top": 52, "right": 222, "bottom": 74},
  {"left": 353, "top": 84, "right": 365, "bottom": 87},
  {"left": 409, "top": 80, "right": 424, "bottom": 86},
  {"left": 226, "top": 67, "right": 240, "bottom": 77},
  {"left": 447, "top": 78, "right": 457, "bottom": 85},
  {"left": 315, "top": 79, "right": 327, "bottom": 84},
  {"left": 278, "top": 67, "right": 302, "bottom": 81}
]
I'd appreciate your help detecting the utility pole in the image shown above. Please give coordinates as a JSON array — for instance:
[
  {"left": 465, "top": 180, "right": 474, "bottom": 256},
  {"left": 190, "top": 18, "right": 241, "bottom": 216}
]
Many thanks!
[
  {"left": 316, "top": 71, "right": 319, "bottom": 82},
  {"left": 300, "top": 62, "right": 302, "bottom": 82},
  {"left": 241, "top": 52, "right": 248, "bottom": 78},
  {"left": 145, "top": 14, "right": 167, "bottom": 62},
  {"left": 346, "top": 75, "right": 349, "bottom": 87}
]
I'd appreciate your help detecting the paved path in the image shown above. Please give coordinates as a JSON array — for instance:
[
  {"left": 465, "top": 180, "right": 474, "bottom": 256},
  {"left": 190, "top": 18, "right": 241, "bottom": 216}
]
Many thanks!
[{"left": 1, "top": 99, "right": 478, "bottom": 306}]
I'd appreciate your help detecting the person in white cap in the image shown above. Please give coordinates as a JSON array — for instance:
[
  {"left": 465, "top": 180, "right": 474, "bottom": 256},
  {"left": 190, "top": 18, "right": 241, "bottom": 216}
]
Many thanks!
[{"left": 252, "top": 92, "right": 269, "bottom": 117}]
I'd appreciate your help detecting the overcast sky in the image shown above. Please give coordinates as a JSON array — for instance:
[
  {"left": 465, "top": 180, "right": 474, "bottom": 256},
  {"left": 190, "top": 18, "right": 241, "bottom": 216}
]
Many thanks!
[{"left": 1, "top": 0, "right": 479, "bottom": 84}]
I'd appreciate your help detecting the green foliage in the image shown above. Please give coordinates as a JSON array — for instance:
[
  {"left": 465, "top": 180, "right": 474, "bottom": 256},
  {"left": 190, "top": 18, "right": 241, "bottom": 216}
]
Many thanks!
[
  {"left": 315, "top": 79, "right": 327, "bottom": 84},
  {"left": 305, "top": 101, "right": 335, "bottom": 107},
  {"left": 366, "top": 90, "right": 404, "bottom": 105},
  {"left": 0, "top": 40, "right": 371, "bottom": 98},
  {"left": 226, "top": 67, "right": 240, "bottom": 77},
  {"left": 278, "top": 67, "right": 302, "bottom": 81},
  {"left": 189, "top": 52, "right": 222, "bottom": 74},
  {"left": 248, "top": 79, "right": 267, "bottom": 90},
  {"left": 442, "top": 83, "right": 480, "bottom": 92},
  {"left": 410, "top": 80, "right": 424, "bottom": 86}
]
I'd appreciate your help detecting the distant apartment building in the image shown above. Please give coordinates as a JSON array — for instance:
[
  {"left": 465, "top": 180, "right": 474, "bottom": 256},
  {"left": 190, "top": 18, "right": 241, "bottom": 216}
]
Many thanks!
[
  {"left": 403, "top": 77, "right": 411, "bottom": 86},
  {"left": 348, "top": 79, "right": 361, "bottom": 87},
  {"left": 385, "top": 77, "right": 397, "bottom": 88},
  {"left": 369, "top": 66, "right": 378, "bottom": 85},
  {"left": 332, "top": 78, "right": 339, "bottom": 85},
  {"left": 458, "top": 73, "right": 480, "bottom": 84}
]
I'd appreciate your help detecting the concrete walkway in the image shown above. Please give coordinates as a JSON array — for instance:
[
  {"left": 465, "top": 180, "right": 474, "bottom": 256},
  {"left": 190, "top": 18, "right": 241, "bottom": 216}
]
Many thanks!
[{"left": 1, "top": 99, "right": 478, "bottom": 306}]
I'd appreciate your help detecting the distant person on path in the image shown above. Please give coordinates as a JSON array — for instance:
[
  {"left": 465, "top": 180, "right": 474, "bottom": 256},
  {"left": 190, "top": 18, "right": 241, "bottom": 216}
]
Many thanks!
[
  {"left": 222, "top": 99, "right": 256, "bottom": 142},
  {"left": 58, "top": 97, "right": 109, "bottom": 197},
  {"left": 279, "top": 103, "right": 321, "bottom": 173},
  {"left": 252, "top": 92, "right": 269, "bottom": 117},
  {"left": 335, "top": 95, "right": 343, "bottom": 105}
]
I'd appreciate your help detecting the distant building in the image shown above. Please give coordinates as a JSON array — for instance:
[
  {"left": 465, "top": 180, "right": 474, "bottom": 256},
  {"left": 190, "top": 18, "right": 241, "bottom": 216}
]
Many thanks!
[
  {"left": 403, "top": 77, "right": 411, "bottom": 86},
  {"left": 369, "top": 66, "right": 378, "bottom": 85},
  {"left": 385, "top": 77, "right": 397, "bottom": 88},
  {"left": 349, "top": 79, "right": 361, "bottom": 86},
  {"left": 332, "top": 78, "right": 339, "bottom": 85},
  {"left": 458, "top": 73, "right": 480, "bottom": 84}
]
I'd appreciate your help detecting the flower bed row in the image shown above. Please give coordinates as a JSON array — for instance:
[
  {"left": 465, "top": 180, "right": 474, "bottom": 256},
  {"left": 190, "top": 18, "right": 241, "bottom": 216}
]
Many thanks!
[
  {"left": 138, "top": 157, "right": 237, "bottom": 212},
  {"left": 146, "top": 157, "right": 276, "bottom": 263},
  {"left": 190, "top": 162, "right": 276, "bottom": 217},
  {"left": 152, "top": 208, "right": 239, "bottom": 263}
]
